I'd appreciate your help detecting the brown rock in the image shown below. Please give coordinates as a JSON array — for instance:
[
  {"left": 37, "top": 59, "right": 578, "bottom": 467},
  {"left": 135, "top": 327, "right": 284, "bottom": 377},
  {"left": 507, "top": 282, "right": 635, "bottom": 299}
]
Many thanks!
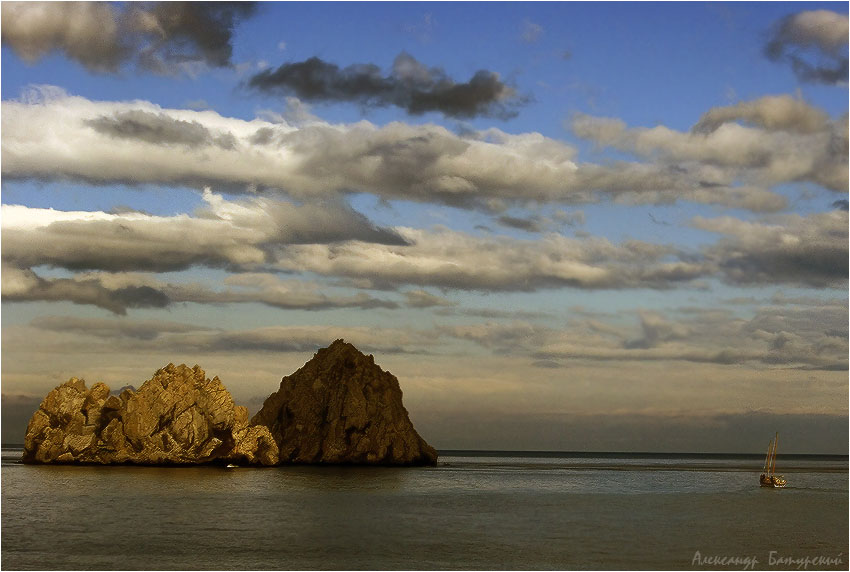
[
  {"left": 252, "top": 339, "right": 437, "bottom": 466},
  {"left": 22, "top": 364, "right": 279, "bottom": 466}
]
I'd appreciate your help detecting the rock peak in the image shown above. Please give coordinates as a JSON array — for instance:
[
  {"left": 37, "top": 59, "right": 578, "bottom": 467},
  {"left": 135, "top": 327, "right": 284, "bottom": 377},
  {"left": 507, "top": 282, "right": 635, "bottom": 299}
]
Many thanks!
[
  {"left": 252, "top": 340, "right": 437, "bottom": 465},
  {"left": 312, "top": 338, "right": 376, "bottom": 367}
]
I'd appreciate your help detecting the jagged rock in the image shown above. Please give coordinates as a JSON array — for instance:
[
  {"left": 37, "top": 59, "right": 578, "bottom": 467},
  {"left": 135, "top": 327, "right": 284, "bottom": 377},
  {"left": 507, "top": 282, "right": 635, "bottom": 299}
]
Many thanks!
[
  {"left": 22, "top": 364, "right": 278, "bottom": 466},
  {"left": 252, "top": 339, "right": 437, "bottom": 466}
]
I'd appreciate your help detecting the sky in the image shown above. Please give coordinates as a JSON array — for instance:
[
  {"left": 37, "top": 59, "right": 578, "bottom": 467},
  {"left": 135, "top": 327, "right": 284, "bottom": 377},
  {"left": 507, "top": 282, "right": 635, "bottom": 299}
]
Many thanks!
[{"left": 1, "top": 1, "right": 847, "bottom": 453}]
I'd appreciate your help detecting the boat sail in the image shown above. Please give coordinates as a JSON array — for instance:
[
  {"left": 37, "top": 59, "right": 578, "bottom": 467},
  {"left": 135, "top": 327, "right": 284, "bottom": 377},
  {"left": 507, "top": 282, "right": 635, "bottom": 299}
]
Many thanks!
[{"left": 759, "top": 432, "right": 787, "bottom": 488}]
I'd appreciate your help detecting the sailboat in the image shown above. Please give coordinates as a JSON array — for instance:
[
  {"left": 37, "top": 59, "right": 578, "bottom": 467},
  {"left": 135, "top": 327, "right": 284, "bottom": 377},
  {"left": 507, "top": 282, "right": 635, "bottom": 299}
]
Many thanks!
[{"left": 759, "top": 432, "right": 787, "bottom": 488}]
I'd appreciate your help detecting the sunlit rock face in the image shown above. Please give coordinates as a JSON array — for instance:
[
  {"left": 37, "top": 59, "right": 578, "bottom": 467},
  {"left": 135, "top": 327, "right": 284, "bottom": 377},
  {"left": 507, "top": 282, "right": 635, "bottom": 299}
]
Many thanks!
[
  {"left": 22, "top": 364, "right": 279, "bottom": 465},
  {"left": 252, "top": 339, "right": 438, "bottom": 466}
]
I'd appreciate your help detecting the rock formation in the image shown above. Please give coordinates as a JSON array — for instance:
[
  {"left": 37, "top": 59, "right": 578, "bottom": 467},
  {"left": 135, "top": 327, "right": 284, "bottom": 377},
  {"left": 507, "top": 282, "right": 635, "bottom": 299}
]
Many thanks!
[
  {"left": 252, "top": 339, "right": 438, "bottom": 466},
  {"left": 23, "top": 340, "right": 436, "bottom": 466},
  {"left": 23, "top": 364, "right": 278, "bottom": 465}
]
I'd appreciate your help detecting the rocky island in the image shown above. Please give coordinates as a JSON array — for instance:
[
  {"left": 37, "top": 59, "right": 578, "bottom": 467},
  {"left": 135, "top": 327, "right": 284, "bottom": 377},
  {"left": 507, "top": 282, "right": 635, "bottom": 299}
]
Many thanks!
[
  {"left": 22, "top": 340, "right": 437, "bottom": 467},
  {"left": 252, "top": 339, "right": 437, "bottom": 465}
]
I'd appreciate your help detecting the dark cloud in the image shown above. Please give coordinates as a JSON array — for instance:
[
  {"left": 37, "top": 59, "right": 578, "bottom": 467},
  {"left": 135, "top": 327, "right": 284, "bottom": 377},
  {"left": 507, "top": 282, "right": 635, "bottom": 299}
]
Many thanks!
[
  {"left": 0, "top": 266, "right": 170, "bottom": 315},
  {"left": 764, "top": 9, "right": 849, "bottom": 85},
  {"left": 531, "top": 360, "right": 562, "bottom": 369},
  {"left": 85, "top": 110, "right": 233, "bottom": 148},
  {"left": 249, "top": 52, "right": 525, "bottom": 119},
  {"left": 695, "top": 212, "right": 849, "bottom": 288},
  {"left": 135, "top": 2, "right": 258, "bottom": 73},
  {"left": 0, "top": 1, "right": 257, "bottom": 75},
  {"left": 496, "top": 210, "right": 585, "bottom": 233},
  {"left": 831, "top": 199, "right": 849, "bottom": 211},
  {"left": 1, "top": 266, "right": 400, "bottom": 315},
  {"left": 497, "top": 215, "right": 546, "bottom": 233}
]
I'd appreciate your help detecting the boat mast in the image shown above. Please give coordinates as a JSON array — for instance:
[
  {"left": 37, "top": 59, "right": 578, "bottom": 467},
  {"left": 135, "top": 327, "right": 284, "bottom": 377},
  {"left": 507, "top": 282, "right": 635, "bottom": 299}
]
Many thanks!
[
  {"left": 763, "top": 440, "right": 772, "bottom": 472},
  {"left": 766, "top": 437, "right": 776, "bottom": 475},
  {"left": 771, "top": 432, "right": 779, "bottom": 474}
]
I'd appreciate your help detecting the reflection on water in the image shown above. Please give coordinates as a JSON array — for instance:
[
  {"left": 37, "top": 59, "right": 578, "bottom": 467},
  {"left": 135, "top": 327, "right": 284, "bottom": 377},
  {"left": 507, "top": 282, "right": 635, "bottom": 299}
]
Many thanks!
[{"left": 2, "top": 448, "right": 847, "bottom": 570}]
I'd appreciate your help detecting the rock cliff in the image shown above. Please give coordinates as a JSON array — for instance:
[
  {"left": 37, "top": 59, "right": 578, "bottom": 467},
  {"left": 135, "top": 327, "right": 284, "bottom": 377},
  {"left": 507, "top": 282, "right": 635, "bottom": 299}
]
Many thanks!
[
  {"left": 251, "top": 339, "right": 438, "bottom": 466},
  {"left": 22, "top": 364, "right": 278, "bottom": 465}
]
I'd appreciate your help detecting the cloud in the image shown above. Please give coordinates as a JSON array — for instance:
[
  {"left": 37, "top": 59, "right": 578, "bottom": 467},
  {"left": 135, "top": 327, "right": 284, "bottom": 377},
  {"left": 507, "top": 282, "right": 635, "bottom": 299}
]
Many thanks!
[
  {"left": 497, "top": 214, "right": 548, "bottom": 233},
  {"left": 693, "top": 211, "right": 849, "bottom": 288},
  {"left": 693, "top": 94, "right": 830, "bottom": 134},
  {"left": 404, "top": 289, "right": 456, "bottom": 308},
  {"left": 496, "top": 209, "right": 586, "bottom": 233},
  {"left": 1, "top": 190, "right": 406, "bottom": 274},
  {"left": 30, "top": 316, "right": 214, "bottom": 341},
  {"left": 0, "top": 201, "right": 716, "bottom": 302},
  {"left": 520, "top": 19, "right": 544, "bottom": 44},
  {"left": 0, "top": 188, "right": 414, "bottom": 313},
  {"left": 2, "top": 267, "right": 401, "bottom": 315},
  {"left": 0, "top": 264, "right": 170, "bottom": 315},
  {"left": 623, "top": 310, "right": 690, "bottom": 349},
  {"left": 571, "top": 96, "right": 848, "bottom": 193},
  {"left": 765, "top": 9, "right": 849, "bottom": 85},
  {"left": 248, "top": 52, "right": 525, "bottom": 119},
  {"left": 15, "top": 290, "right": 849, "bottom": 374},
  {"left": 273, "top": 227, "right": 708, "bottom": 292},
  {"left": 85, "top": 110, "right": 237, "bottom": 149},
  {"left": 2, "top": 187, "right": 841, "bottom": 306},
  {"left": 3, "top": 89, "right": 804, "bottom": 213},
  {"left": 0, "top": 2, "right": 258, "bottom": 75},
  {"left": 506, "top": 301, "right": 848, "bottom": 371},
  {"left": 24, "top": 318, "right": 433, "bottom": 357},
  {"left": 167, "top": 273, "right": 400, "bottom": 311}
]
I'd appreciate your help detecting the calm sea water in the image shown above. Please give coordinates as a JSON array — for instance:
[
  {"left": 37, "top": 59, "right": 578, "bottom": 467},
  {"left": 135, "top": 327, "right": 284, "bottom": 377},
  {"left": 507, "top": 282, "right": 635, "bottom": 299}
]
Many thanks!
[{"left": 2, "top": 447, "right": 846, "bottom": 570}]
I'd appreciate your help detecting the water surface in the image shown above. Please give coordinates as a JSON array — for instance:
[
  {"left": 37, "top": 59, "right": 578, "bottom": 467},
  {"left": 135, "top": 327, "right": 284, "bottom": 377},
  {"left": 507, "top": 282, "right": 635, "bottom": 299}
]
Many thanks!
[{"left": 2, "top": 448, "right": 846, "bottom": 570}]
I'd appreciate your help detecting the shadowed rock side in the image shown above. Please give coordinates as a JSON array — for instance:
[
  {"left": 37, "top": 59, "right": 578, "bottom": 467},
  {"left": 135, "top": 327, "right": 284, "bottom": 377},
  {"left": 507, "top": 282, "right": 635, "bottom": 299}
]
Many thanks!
[
  {"left": 22, "top": 364, "right": 278, "bottom": 465},
  {"left": 252, "top": 339, "right": 438, "bottom": 466}
]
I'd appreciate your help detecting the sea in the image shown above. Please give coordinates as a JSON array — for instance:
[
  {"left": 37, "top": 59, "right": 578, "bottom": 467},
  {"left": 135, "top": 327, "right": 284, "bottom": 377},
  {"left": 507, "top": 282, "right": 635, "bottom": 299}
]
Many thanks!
[{"left": 1, "top": 447, "right": 847, "bottom": 571}]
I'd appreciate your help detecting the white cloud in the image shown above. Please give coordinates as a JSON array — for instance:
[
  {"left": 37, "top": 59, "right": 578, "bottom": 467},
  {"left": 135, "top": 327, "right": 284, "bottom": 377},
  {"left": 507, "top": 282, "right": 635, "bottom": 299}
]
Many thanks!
[
  {"left": 2, "top": 89, "right": 801, "bottom": 212},
  {"left": 571, "top": 96, "right": 848, "bottom": 193},
  {"left": 1, "top": 190, "right": 406, "bottom": 273}
]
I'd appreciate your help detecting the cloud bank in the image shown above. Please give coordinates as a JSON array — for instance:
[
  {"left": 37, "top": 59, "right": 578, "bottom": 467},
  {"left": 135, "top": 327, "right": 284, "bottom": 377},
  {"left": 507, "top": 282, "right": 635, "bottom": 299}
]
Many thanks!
[
  {"left": 1, "top": 189, "right": 406, "bottom": 274},
  {"left": 5, "top": 88, "right": 822, "bottom": 213}
]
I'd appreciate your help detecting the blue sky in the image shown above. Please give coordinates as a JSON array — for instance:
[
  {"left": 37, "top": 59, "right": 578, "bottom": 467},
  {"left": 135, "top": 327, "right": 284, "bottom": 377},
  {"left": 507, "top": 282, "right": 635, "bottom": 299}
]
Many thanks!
[{"left": 1, "top": 2, "right": 847, "bottom": 452}]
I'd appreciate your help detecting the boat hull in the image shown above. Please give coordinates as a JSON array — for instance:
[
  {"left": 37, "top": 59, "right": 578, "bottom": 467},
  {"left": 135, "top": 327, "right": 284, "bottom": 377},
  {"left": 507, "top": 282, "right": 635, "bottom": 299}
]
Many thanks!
[{"left": 759, "top": 473, "right": 787, "bottom": 488}]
